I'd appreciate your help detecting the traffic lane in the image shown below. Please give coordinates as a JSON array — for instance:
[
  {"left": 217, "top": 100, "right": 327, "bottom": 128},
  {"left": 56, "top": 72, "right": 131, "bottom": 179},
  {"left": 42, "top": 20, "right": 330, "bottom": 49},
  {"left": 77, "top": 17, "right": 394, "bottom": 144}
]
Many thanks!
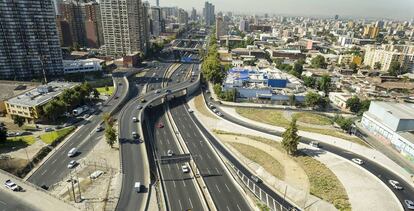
[
  {"left": 0, "top": 191, "right": 34, "bottom": 211},
  {"left": 203, "top": 93, "right": 414, "bottom": 210},
  {"left": 169, "top": 102, "right": 251, "bottom": 211},
  {"left": 150, "top": 106, "right": 204, "bottom": 211}
]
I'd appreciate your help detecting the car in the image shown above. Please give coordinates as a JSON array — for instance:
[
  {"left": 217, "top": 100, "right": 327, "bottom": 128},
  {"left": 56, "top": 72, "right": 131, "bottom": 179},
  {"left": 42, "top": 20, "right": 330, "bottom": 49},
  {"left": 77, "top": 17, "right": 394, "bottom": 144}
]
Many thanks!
[
  {"left": 405, "top": 200, "right": 414, "bottom": 210},
  {"left": 134, "top": 182, "right": 141, "bottom": 192},
  {"left": 96, "top": 126, "right": 104, "bottom": 132},
  {"left": 188, "top": 109, "right": 193, "bottom": 113},
  {"left": 4, "top": 180, "right": 22, "bottom": 191},
  {"left": 141, "top": 99, "right": 147, "bottom": 103},
  {"left": 206, "top": 90, "right": 210, "bottom": 94},
  {"left": 68, "top": 147, "right": 78, "bottom": 157},
  {"left": 114, "top": 96, "right": 119, "bottom": 99},
  {"left": 167, "top": 150, "right": 173, "bottom": 156},
  {"left": 132, "top": 117, "right": 138, "bottom": 122},
  {"left": 67, "top": 160, "right": 77, "bottom": 169},
  {"left": 118, "top": 83, "right": 123, "bottom": 86},
  {"left": 251, "top": 175, "right": 262, "bottom": 183},
  {"left": 44, "top": 127, "right": 53, "bottom": 132},
  {"left": 136, "top": 105, "right": 143, "bottom": 110},
  {"left": 212, "top": 108, "right": 217, "bottom": 112},
  {"left": 84, "top": 114, "right": 90, "bottom": 118},
  {"left": 90, "top": 170, "right": 104, "bottom": 179},
  {"left": 181, "top": 164, "right": 189, "bottom": 173},
  {"left": 155, "top": 89, "right": 161, "bottom": 94},
  {"left": 165, "top": 89, "right": 171, "bottom": 93},
  {"left": 55, "top": 125, "right": 63, "bottom": 129},
  {"left": 309, "top": 141, "right": 320, "bottom": 148},
  {"left": 156, "top": 123, "right": 164, "bottom": 128},
  {"left": 388, "top": 180, "right": 403, "bottom": 190},
  {"left": 351, "top": 158, "right": 364, "bottom": 165},
  {"left": 216, "top": 111, "right": 223, "bottom": 117},
  {"left": 132, "top": 131, "right": 139, "bottom": 139}
]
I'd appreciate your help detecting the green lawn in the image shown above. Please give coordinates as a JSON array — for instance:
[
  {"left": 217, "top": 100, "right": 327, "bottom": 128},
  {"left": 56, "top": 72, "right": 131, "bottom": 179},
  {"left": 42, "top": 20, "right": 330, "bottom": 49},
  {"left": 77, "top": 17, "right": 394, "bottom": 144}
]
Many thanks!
[
  {"left": 96, "top": 86, "right": 114, "bottom": 96},
  {"left": 236, "top": 108, "right": 369, "bottom": 147},
  {"left": 40, "top": 126, "right": 75, "bottom": 145},
  {"left": 5, "top": 135, "right": 36, "bottom": 146},
  {"left": 292, "top": 112, "right": 332, "bottom": 125}
]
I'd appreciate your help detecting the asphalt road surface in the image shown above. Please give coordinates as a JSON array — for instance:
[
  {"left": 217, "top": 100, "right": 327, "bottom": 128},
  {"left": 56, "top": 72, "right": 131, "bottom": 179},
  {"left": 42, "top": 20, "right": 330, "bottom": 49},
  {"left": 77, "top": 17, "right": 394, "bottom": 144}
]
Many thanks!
[{"left": 0, "top": 191, "right": 33, "bottom": 211}]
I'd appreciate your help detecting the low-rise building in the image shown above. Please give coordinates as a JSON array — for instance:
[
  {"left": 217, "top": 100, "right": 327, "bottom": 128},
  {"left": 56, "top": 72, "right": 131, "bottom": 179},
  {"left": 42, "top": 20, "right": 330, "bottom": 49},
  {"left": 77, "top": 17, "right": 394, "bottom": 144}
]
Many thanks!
[
  {"left": 329, "top": 92, "right": 352, "bottom": 110},
  {"left": 5, "top": 82, "right": 78, "bottom": 123},
  {"left": 63, "top": 58, "right": 104, "bottom": 74},
  {"left": 361, "top": 101, "right": 414, "bottom": 160}
]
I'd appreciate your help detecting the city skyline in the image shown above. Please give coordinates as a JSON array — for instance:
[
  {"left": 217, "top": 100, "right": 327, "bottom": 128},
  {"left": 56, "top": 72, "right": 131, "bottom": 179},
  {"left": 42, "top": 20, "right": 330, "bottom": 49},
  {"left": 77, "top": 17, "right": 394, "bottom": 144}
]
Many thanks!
[{"left": 149, "top": 0, "right": 414, "bottom": 20}]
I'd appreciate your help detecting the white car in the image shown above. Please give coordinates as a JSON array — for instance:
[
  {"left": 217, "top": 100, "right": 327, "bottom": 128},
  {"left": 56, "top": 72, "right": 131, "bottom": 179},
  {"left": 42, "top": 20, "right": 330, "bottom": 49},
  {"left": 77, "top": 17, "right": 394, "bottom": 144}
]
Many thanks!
[
  {"left": 188, "top": 109, "right": 193, "bottom": 113},
  {"left": 136, "top": 105, "right": 143, "bottom": 110},
  {"left": 4, "top": 179, "right": 21, "bottom": 191},
  {"left": 67, "top": 160, "right": 77, "bottom": 169},
  {"left": 181, "top": 164, "right": 189, "bottom": 173},
  {"left": 96, "top": 126, "right": 104, "bottom": 132},
  {"left": 90, "top": 170, "right": 104, "bottom": 179},
  {"left": 155, "top": 89, "right": 161, "bottom": 94},
  {"left": 405, "top": 200, "right": 414, "bottom": 210},
  {"left": 167, "top": 150, "right": 173, "bottom": 156},
  {"left": 388, "top": 180, "right": 403, "bottom": 190},
  {"left": 351, "top": 158, "right": 364, "bottom": 165},
  {"left": 216, "top": 111, "right": 223, "bottom": 117},
  {"left": 132, "top": 131, "right": 139, "bottom": 139},
  {"left": 132, "top": 117, "right": 138, "bottom": 122}
]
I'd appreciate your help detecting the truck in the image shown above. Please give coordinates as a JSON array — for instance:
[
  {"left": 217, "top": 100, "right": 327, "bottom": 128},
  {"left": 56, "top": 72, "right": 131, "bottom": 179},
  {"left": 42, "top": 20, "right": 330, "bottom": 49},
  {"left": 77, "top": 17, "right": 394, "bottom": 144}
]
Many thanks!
[{"left": 72, "top": 105, "right": 89, "bottom": 116}]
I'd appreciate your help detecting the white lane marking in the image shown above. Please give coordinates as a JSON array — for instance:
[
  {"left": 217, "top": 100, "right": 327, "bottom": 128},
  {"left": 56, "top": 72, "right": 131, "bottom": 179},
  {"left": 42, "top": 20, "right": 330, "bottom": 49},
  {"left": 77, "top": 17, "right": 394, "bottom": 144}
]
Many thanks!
[
  {"left": 193, "top": 132, "right": 197, "bottom": 136},
  {"left": 237, "top": 204, "right": 242, "bottom": 211},
  {"left": 215, "top": 168, "right": 220, "bottom": 174},
  {"left": 225, "top": 184, "right": 231, "bottom": 192},
  {"left": 182, "top": 180, "right": 186, "bottom": 187},
  {"left": 51, "top": 158, "right": 57, "bottom": 164},
  {"left": 41, "top": 169, "right": 47, "bottom": 176},
  {"left": 182, "top": 124, "right": 186, "bottom": 129},
  {"left": 0, "top": 200, "right": 6, "bottom": 205},
  {"left": 173, "top": 180, "right": 176, "bottom": 188},
  {"left": 216, "top": 184, "right": 221, "bottom": 193},
  {"left": 207, "top": 154, "right": 211, "bottom": 159},
  {"left": 199, "top": 155, "right": 203, "bottom": 160},
  {"left": 178, "top": 199, "right": 183, "bottom": 210},
  {"left": 186, "top": 132, "right": 191, "bottom": 137},
  {"left": 227, "top": 206, "right": 231, "bottom": 211},
  {"left": 51, "top": 169, "right": 56, "bottom": 175},
  {"left": 168, "top": 164, "right": 171, "bottom": 171},
  {"left": 189, "top": 198, "right": 193, "bottom": 208}
]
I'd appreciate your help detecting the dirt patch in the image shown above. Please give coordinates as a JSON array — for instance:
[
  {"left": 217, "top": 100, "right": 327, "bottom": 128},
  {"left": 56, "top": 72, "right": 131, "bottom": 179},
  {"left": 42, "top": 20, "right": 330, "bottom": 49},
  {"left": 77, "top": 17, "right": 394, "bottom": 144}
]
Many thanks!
[{"left": 194, "top": 93, "right": 218, "bottom": 119}]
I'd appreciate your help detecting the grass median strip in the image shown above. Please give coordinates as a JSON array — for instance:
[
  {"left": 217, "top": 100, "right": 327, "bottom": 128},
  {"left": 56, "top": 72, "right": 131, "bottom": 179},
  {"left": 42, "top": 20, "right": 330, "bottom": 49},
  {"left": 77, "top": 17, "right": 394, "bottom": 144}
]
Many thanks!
[
  {"left": 292, "top": 112, "right": 332, "bottom": 125},
  {"left": 40, "top": 126, "right": 75, "bottom": 145},
  {"left": 236, "top": 108, "right": 368, "bottom": 147},
  {"left": 96, "top": 86, "right": 114, "bottom": 96},
  {"left": 227, "top": 142, "right": 285, "bottom": 180},
  {"left": 215, "top": 130, "right": 351, "bottom": 210},
  {"left": 4, "top": 135, "right": 36, "bottom": 147}
]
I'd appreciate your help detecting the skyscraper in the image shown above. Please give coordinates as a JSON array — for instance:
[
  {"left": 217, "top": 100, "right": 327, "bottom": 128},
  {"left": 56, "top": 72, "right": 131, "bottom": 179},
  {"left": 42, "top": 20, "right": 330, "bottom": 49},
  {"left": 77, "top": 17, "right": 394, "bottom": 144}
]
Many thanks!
[
  {"left": 100, "top": 0, "right": 149, "bottom": 57},
  {"left": 83, "top": 2, "right": 104, "bottom": 48},
  {"left": 191, "top": 8, "right": 197, "bottom": 21},
  {"left": 59, "top": 1, "right": 87, "bottom": 47},
  {"left": 203, "top": 2, "right": 215, "bottom": 26},
  {"left": 151, "top": 6, "right": 162, "bottom": 37},
  {"left": 0, "top": 0, "right": 63, "bottom": 80}
]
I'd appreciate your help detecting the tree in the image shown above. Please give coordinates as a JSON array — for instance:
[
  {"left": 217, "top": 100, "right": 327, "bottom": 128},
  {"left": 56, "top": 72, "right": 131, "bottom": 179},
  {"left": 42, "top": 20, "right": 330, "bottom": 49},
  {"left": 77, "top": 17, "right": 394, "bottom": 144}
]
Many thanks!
[
  {"left": 388, "top": 61, "right": 401, "bottom": 76},
  {"left": 360, "top": 100, "right": 371, "bottom": 114},
  {"left": 334, "top": 116, "right": 354, "bottom": 132},
  {"left": 349, "top": 62, "right": 358, "bottom": 73},
  {"left": 311, "top": 55, "right": 327, "bottom": 69},
  {"left": 92, "top": 88, "right": 100, "bottom": 99},
  {"left": 12, "top": 116, "right": 25, "bottom": 127},
  {"left": 302, "top": 76, "right": 316, "bottom": 88},
  {"left": 374, "top": 62, "right": 382, "bottom": 70},
  {"left": 289, "top": 95, "right": 296, "bottom": 106},
  {"left": 43, "top": 99, "right": 66, "bottom": 122},
  {"left": 304, "top": 92, "right": 322, "bottom": 108},
  {"left": 0, "top": 123, "right": 7, "bottom": 142},
  {"left": 346, "top": 96, "right": 361, "bottom": 113},
  {"left": 292, "top": 62, "right": 304, "bottom": 76},
  {"left": 105, "top": 126, "right": 117, "bottom": 148},
  {"left": 282, "top": 118, "right": 300, "bottom": 155},
  {"left": 102, "top": 112, "right": 114, "bottom": 127},
  {"left": 318, "top": 75, "right": 331, "bottom": 94}
]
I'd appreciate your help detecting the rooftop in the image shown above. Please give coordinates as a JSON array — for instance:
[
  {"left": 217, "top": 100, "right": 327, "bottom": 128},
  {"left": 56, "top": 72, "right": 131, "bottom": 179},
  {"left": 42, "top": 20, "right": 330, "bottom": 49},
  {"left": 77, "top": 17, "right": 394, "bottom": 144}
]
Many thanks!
[
  {"left": 374, "top": 101, "right": 414, "bottom": 120},
  {"left": 0, "top": 81, "right": 40, "bottom": 101},
  {"left": 7, "top": 82, "right": 78, "bottom": 107}
]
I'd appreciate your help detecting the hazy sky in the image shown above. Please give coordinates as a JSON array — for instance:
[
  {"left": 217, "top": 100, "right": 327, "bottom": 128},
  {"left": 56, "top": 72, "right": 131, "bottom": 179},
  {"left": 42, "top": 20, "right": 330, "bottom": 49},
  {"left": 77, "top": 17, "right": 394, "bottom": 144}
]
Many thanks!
[{"left": 149, "top": 0, "right": 414, "bottom": 20}]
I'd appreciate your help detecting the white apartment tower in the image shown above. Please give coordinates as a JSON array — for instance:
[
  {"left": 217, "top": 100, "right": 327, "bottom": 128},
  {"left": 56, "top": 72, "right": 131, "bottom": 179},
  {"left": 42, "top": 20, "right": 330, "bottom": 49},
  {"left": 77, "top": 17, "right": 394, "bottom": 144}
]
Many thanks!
[{"left": 100, "top": 0, "right": 149, "bottom": 57}]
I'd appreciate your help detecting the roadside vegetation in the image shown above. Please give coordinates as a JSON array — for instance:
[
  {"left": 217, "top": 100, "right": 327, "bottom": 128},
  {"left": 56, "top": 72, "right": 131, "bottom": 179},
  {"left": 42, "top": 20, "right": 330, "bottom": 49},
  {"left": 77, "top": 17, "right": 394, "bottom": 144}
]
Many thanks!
[
  {"left": 292, "top": 112, "right": 332, "bottom": 125},
  {"left": 96, "top": 85, "right": 114, "bottom": 96},
  {"left": 214, "top": 130, "right": 351, "bottom": 210},
  {"left": 40, "top": 126, "right": 75, "bottom": 145},
  {"left": 194, "top": 94, "right": 218, "bottom": 119},
  {"left": 236, "top": 108, "right": 368, "bottom": 146}
]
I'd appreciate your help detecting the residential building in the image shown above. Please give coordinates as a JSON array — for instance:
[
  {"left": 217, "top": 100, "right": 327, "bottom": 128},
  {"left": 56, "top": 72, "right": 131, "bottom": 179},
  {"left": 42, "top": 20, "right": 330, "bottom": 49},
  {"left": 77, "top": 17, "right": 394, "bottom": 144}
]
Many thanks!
[
  {"left": 83, "top": 1, "right": 104, "bottom": 48},
  {"left": 203, "top": 1, "right": 215, "bottom": 26},
  {"left": 361, "top": 101, "right": 414, "bottom": 160},
  {"left": 329, "top": 92, "right": 352, "bottom": 110},
  {"left": 58, "top": 0, "right": 87, "bottom": 47},
  {"left": 338, "top": 54, "right": 362, "bottom": 65},
  {"left": 216, "top": 16, "right": 226, "bottom": 39},
  {"left": 363, "top": 25, "right": 380, "bottom": 39},
  {"left": 239, "top": 19, "right": 249, "bottom": 32},
  {"left": 100, "top": 0, "right": 149, "bottom": 57},
  {"left": 191, "top": 8, "right": 197, "bottom": 21},
  {"left": 5, "top": 82, "right": 78, "bottom": 123},
  {"left": 0, "top": 0, "right": 63, "bottom": 80},
  {"left": 151, "top": 6, "right": 162, "bottom": 37},
  {"left": 178, "top": 8, "right": 189, "bottom": 25},
  {"left": 363, "top": 44, "right": 414, "bottom": 73}
]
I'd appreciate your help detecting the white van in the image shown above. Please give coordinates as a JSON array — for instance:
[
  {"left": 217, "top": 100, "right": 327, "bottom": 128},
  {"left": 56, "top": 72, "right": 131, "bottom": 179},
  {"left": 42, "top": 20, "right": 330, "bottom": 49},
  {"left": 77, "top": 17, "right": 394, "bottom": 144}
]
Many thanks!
[
  {"left": 134, "top": 182, "right": 141, "bottom": 192},
  {"left": 68, "top": 148, "right": 77, "bottom": 157}
]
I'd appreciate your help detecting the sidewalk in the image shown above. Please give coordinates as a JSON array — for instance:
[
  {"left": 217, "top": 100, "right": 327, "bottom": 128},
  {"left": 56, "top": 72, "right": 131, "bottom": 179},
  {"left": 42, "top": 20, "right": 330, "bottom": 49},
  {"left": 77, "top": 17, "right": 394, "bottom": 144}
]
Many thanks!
[
  {"left": 188, "top": 97, "right": 402, "bottom": 211},
  {"left": 0, "top": 170, "right": 79, "bottom": 211}
]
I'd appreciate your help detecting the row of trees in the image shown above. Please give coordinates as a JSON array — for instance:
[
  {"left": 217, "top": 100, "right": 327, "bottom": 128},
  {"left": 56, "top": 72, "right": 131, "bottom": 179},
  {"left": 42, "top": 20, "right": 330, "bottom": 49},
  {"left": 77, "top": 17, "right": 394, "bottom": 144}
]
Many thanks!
[
  {"left": 213, "top": 84, "right": 237, "bottom": 102},
  {"left": 42, "top": 82, "right": 99, "bottom": 122},
  {"left": 304, "top": 92, "right": 329, "bottom": 109},
  {"left": 103, "top": 113, "right": 117, "bottom": 148},
  {"left": 345, "top": 96, "right": 371, "bottom": 115},
  {"left": 302, "top": 74, "right": 332, "bottom": 94}
]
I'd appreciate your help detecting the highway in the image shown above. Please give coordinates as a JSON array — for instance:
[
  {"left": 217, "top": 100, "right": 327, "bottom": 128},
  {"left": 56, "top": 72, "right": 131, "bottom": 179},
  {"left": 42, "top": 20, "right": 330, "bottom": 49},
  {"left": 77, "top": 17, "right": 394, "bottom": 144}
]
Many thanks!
[
  {"left": 203, "top": 90, "right": 414, "bottom": 211},
  {"left": 116, "top": 62, "right": 170, "bottom": 211},
  {"left": 28, "top": 74, "right": 131, "bottom": 188}
]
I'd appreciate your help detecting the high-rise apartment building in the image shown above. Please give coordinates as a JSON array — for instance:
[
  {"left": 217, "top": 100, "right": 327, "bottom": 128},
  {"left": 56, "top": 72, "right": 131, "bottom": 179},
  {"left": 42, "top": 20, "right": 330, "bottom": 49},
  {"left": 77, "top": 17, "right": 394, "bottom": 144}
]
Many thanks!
[
  {"left": 83, "top": 2, "right": 104, "bottom": 48},
  {"left": 364, "top": 44, "right": 414, "bottom": 73},
  {"left": 178, "top": 9, "right": 189, "bottom": 25},
  {"left": 151, "top": 6, "right": 162, "bottom": 37},
  {"left": 363, "top": 25, "right": 380, "bottom": 39},
  {"left": 203, "top": 2, "right": 215, "bottom": 26},
  {"left": 0, "top": 0, "right": 63, "bottom": 80},
  {"left": 239, "top": 19, "right": 249, "bottom": 32},
  {"left": 100, "top": 0, "right": 149, "bottom": 57},
  {"left": 59, "top": 1, "right": 87, "bottom": 47},
  {"left": 191, "top": 8, "right": 197, "bottom": 21},
  {"left": 216, "top": 16, "right": 227, "bottom": 39}
]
